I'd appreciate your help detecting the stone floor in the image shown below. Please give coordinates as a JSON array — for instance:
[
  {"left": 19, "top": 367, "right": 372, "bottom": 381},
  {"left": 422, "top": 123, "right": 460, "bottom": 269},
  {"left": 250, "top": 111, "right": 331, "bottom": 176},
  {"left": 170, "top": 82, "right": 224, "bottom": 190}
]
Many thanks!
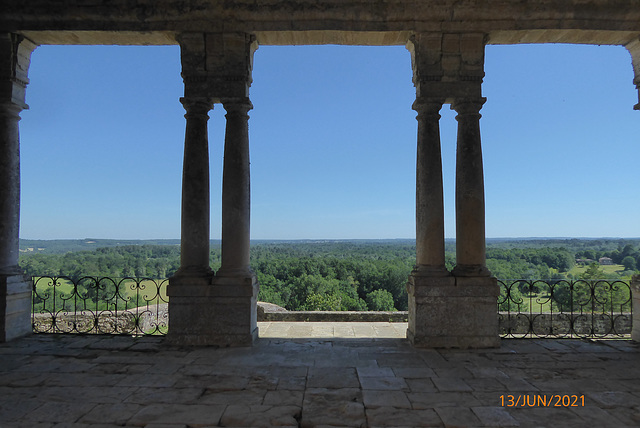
[{"left": 1, "top": 322, "right": 639, "bottom": 427}]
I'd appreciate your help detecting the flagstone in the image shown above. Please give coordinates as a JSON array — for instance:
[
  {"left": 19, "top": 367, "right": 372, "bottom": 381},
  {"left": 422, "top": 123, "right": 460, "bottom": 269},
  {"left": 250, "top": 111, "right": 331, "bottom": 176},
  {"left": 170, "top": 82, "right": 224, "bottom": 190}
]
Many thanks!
[{"left": 127, "top": 404, "right": 226, "bottom": 426}]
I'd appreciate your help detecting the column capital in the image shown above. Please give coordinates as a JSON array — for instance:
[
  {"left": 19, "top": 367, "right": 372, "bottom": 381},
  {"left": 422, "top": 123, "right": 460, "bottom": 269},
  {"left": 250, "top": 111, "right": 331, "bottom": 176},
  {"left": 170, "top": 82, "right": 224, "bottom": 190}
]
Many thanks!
[
  {"left": 180, "top": 97, "right": 214, "bottom": 117},
  {"left": 222, "top": 99, "right": 253, "bottom": 115},
  {"left": 412, "top": 98, "right": 444, "bottom": 117},
  {"left": 451, "top": 97, "right": 486, "bottom": 116},
  {"left": 0, "top": 101, "right": 24, "bottom": 119}
]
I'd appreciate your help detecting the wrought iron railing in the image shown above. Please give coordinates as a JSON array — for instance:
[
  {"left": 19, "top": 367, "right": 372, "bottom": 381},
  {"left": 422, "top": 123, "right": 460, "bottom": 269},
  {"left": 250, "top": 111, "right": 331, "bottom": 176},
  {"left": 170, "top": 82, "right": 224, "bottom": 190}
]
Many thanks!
[
  {"left": 31, "top": 276, "right": 633, "bottom": 339},
  {"left": 498, "top": 279, "right": 632, "bottom": 338},
  {"left": 32, "top": 276, "right": 168, "bottom": 335}
]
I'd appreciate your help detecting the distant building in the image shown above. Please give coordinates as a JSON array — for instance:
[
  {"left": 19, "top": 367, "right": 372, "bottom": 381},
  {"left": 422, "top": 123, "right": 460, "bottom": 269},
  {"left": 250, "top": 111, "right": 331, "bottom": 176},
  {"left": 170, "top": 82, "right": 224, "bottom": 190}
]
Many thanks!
[{"left": 599, "top": 257, "right": 614, "bottom": 265}]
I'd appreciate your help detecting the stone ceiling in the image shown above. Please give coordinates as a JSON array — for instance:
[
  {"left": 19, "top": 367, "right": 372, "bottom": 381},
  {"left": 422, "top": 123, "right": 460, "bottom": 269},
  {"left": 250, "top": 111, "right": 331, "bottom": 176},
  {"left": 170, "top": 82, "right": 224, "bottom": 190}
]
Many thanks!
[{"left": 2, "top": 1, "right": 640, "bottom": 47}]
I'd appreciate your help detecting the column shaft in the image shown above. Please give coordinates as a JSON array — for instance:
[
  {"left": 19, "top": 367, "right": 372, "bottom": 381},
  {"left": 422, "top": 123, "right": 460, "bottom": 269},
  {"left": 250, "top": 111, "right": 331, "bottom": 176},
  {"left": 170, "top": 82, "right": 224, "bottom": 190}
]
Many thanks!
[
  {"left": 0, "top": 103, "right": 22, "bottom": 274},
  {"left": 178, "top": 98, "right": 214, "bottom": 275},
  {"left": 452, "top": 98, "right": 489, "bottom": 276},
  {"left": 0, "top": 33, "right": 35, "bottom": 342},
  {"left": 219, "top": 101, "right": 252, "bottom": 276},
  {"left": 413, "top": 99, "right": 448, "bottom": 275}
]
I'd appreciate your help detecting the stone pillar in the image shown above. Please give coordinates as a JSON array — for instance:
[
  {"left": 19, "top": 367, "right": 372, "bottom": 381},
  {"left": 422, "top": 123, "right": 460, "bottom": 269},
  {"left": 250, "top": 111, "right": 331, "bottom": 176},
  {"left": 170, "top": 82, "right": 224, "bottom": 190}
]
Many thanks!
[
  {"left": 0, "top": 34, "right": 36, "bottom": 342},
  {"left": 177, "top": 97, "right": 214, "bottom": 276},
  {"left": 208, "top": 99, "right": 258, "bottom": 346},
  {"left": 413, "top": 98, "right": 448, "bottom": 276},
  {"left": 167, "top": 33, "right": 216, "bottom": 345},
  {"left": 167, "top": 96, "right": 216, "bottom": 345},
  {"left": 168, "top": 32, "right": 259, "bottom": 346},
  {"left": 406, "top": 33, "right": 498, "bottom": 348},
  {"left": 407, "top": 97, "right": 456, "bottom": 346},
  {"left": 219, "top": 101, "right": 253, "bottom": 277},
  {"left": 451, "top": 98, "right": 490, "bottom": 277}
]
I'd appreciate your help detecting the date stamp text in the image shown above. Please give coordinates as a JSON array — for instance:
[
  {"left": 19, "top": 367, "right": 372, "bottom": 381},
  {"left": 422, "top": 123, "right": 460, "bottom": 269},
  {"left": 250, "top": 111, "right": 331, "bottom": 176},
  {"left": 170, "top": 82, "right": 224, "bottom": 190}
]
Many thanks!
[{"left": 500, "top": 394, "right": 585, "bottom": 407}]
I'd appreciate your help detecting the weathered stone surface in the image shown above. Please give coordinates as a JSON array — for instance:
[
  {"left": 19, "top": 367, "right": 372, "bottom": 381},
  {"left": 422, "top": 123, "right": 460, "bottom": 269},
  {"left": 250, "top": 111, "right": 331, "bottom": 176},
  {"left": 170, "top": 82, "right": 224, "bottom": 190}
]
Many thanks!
[
  {"left": 362, "top": 390, "right": 412, "bottom": 409},
  {"left": 263, "top": 390, "right": 304, "bottom": 406},
  {"left": 472, "top": 406, "right": 520, "bottom": 427},
  {"left": 301, "top": 388, "right": 366, "bottom": 428},
  {"left": 22, "top": 402, "right": 97, "bottom": 424},
  {"left": 431, "top": 376, "right": 473, "bottom": 392},
  {"left": 408, "top": 275, "right": 500, "bottom": 348},
  {"left": 127, "top": 403, "right": 226, "bottom": 426},
  {"left": 366, "top": 406, "right": 442, "bottom": 427},
  {"left": 128, "top": 387, "right": 205, "bottom": 404},
  {"left": 220, "top": 405, "right": 301, "bottom": 427},
  {"left": 435, "top": 406, "right": 482, "bottom": 426},
  {"left": 3, "top": 1, "right": 640, "bottom": 47},
  {"left": 78, "top": 403, "right": 142, "bottom": 425},
  {"left": 2, "top": 334, "right": 640, "bottom": 427},
  {"left": 359, "top": 376, "right": 409, "bottom": 391},
  {"left": 259, "top": 308, "right": 408, "bottom": 322},
  {"left": 307, "top": 367, "right": 360, "bottom": 389},
  {"left": 408, "top": 391, "right": 482, "bottom": 409}
]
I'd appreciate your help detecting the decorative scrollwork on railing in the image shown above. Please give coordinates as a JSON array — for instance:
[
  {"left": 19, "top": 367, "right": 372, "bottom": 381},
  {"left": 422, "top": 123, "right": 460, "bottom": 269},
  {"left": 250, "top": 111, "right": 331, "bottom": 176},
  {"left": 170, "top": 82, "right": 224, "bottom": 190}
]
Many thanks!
[
  {"left": 498, "top": 279, "right": 632, "bottom": 338},
  {"left": 32, "top": 276, "right": 168, "bottom": 335}
]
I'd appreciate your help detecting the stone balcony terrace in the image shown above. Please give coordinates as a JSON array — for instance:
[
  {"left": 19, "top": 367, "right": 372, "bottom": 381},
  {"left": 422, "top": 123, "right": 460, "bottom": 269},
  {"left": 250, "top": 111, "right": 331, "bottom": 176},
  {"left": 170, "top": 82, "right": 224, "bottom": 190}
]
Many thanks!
[{"left": 1, "top": 323, "right": 639, "bottom": 427}]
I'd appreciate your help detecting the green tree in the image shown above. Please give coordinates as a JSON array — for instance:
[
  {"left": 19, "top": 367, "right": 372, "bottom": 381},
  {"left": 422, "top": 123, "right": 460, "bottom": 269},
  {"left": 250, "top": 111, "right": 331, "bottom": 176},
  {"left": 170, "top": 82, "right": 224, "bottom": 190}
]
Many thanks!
[
  {"left": 581, "top": 263, "right": 604, "bottom": 280},
  {"left": 366, "top": 289, "right": 396, "bottom": 311},
  {"left": 622, "top": 256, "right": 636, "bottom": 271},
  {"left": 303, "top": 292, "right": 342, "bottom": 311}
]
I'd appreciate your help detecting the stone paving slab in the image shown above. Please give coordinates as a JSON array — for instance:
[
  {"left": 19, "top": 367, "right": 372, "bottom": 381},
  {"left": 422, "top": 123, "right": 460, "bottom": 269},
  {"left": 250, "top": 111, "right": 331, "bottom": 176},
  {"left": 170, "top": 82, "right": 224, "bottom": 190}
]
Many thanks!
[{"left": 0, "top": 327, "right": 639, "bottom": 427}]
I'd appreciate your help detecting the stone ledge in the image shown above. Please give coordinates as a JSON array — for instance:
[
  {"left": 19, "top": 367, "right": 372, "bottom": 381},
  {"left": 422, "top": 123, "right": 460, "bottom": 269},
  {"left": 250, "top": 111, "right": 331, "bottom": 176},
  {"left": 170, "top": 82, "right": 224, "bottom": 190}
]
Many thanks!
[{"left": 257, "top": 303, "right": 408, "bottom": 323}]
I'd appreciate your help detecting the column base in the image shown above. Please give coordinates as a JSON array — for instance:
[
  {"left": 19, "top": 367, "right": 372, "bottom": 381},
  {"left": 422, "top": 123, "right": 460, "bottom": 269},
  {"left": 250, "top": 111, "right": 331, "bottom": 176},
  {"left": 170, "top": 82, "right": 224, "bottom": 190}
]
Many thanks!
[
  {"left": 451, "top": 264, "right": 491, "bottom": 277},
  {"left": 407, "top": 274, "right": 500, "bottom": 348},
  {"left": 412, "top": 265, "right": 451, "bottom": 277},
  {"left": 167, "top": 272, "right": 258, "bottom": 346},
  {"left": 0, "top": 273, "right": 33, "bottom": 342}
]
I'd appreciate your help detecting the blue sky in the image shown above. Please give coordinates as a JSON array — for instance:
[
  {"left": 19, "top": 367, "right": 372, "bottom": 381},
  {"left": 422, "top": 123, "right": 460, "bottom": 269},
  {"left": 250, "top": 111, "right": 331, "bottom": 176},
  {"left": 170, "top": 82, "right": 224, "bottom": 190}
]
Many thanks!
[{"left": 19, "top": 42, "right": 640, "bottom": 240}]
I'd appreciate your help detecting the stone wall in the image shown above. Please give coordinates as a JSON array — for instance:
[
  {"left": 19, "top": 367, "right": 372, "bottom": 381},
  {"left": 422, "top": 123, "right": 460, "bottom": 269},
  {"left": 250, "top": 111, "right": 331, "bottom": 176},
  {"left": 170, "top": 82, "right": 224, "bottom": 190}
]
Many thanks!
[{"left": 33, "top": 304, "right": 168, "bottom": 335}]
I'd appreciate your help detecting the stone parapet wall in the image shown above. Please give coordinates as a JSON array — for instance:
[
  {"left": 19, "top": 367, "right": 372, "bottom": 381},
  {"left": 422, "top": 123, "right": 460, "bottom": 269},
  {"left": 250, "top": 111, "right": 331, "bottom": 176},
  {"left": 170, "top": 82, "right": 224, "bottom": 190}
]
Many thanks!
[
  {"left": 258, "top": 310, "right": 409, "bottom": 323},
  {"left": 32, "top": 307, "right": 632, "bottom": 337},
  {"left": 33, "top": 304, "right": 168, "bottom": 335}
]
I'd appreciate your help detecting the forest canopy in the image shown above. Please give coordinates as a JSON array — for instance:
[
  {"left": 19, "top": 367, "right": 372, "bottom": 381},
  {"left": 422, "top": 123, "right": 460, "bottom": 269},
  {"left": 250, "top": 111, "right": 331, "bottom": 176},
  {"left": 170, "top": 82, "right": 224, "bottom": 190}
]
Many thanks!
[{"left": 19, "top": 238, "right": 640, "bottom": 312}]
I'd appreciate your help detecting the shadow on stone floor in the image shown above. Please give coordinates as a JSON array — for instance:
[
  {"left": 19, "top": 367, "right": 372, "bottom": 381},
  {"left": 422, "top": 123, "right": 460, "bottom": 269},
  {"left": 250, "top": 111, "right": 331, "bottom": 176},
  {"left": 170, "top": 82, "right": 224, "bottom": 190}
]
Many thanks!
[{"left": 1, "top": 328, "right": 639, "bottom": 427}]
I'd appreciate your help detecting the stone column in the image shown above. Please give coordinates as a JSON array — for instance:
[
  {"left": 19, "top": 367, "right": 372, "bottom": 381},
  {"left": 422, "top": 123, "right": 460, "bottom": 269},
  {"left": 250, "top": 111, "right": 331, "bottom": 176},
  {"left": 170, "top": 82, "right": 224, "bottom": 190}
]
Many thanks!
[
  {"left": 219, "top": 101, "right": 253, "bottom": 277},
  {"left": 407, "top": 32, "right": 498, "bottom": 348},
  {"left": 413, "top": 98, "right": 448, "bottom": 276},
  {"left": 407, "top": 97, "right": 456, "bottom": 346},
  {"left": 0, "top": 33, "right": 36, "bottom": 342},
  {"left": 169, "top": 32, "right": 259, "bottom": 346},
  {"left": 451, "top": 98, "right": 490, "bottom": 277},
  {"left": 208, "top": 99, "right": 259, "bottom": 346},
  {"left": 167, "top": 96, "right": 216, "bottom": 345},
  {"left": 177, "top": 97, "right": 214, "bottom": 276}
]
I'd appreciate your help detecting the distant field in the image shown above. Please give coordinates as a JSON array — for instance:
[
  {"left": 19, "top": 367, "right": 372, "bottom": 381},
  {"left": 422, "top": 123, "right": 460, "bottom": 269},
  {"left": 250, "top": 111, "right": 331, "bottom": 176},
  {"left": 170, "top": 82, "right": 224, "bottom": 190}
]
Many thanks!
[{"left": 568, "top": 264, "right": 629, "bottom": 277}]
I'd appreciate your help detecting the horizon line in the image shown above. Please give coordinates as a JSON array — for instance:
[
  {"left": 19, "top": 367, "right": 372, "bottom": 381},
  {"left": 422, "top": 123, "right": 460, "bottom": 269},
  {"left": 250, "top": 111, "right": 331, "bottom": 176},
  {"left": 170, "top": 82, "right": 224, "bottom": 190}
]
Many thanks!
[{"left": 19, "top": 236, "right": 640, "bottom": 242}]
